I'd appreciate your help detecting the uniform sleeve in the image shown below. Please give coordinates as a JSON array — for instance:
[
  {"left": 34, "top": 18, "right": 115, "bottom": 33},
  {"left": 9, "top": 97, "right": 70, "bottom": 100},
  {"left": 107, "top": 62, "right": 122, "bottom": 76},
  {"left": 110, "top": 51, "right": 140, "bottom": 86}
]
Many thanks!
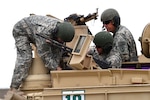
[
  {"left": 113, "top": 33, "right": 130, "bottom": 62},
  {"left": 42, "top": 46, "right": 62, "bottom": 70},
  {"left": 106, "top": 51, "right": 122, "bottom": 68},
  {"left": 35, "top": 37, "right": 62, "bottom": 70}
]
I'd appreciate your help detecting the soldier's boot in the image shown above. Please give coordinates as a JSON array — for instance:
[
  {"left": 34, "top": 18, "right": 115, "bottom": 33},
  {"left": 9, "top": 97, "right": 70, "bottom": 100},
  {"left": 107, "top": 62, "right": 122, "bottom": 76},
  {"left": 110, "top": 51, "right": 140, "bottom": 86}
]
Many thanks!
[{"left": 4, "top": 89, "right": 25, "bottom": 100}]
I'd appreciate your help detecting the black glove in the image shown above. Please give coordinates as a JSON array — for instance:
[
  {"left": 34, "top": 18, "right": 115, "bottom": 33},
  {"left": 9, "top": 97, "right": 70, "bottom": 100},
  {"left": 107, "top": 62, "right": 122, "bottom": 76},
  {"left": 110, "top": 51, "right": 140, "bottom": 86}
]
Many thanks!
[{"left": 93, "top": 58, "right": 110, "bottom": 69}]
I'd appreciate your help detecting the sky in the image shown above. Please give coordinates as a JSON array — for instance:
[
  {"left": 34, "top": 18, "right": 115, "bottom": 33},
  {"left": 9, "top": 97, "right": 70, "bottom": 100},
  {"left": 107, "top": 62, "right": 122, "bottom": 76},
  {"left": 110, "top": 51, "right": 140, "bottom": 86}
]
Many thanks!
[{"left": 0, "top": 0, "right": 150, "bottom": 88}]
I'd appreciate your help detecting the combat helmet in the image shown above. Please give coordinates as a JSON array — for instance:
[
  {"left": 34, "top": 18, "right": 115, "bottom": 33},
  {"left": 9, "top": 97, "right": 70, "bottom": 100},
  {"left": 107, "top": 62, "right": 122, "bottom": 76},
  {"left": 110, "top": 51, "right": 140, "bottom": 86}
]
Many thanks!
[
  {"left": 101, "top": 8, "right": 120, "bottom": 27},
  {"left": 93, "top": 31, "right": 113, "bottom": 53},
  {"left": 57, "top": 22, "right": 75, "bottom": 42}
]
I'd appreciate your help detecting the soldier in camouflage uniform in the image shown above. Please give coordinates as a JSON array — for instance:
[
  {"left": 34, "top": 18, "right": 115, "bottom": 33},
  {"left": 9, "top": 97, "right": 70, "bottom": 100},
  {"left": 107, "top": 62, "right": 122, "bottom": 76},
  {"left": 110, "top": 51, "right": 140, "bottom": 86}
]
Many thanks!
[
  {"left": 88, "top": 31, "right": 122, "bottom": 69},
  {"left": 10, "top": 15, "right": 75, "bottom": 92},
  {"left": 101, "top": 8, "right": 138, "bottom": 62}
]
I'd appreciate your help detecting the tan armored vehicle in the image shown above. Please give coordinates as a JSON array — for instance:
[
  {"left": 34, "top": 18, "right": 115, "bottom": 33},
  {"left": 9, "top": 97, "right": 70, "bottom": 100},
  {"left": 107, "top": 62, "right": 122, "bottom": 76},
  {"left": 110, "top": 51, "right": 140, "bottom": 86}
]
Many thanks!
[{"left": 4, "top": 10, "right": 150, "bottom": 100}]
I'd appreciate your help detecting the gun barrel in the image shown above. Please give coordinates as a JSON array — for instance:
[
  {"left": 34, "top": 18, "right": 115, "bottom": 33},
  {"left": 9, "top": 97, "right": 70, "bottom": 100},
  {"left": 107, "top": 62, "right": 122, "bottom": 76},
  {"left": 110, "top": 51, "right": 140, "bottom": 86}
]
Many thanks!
[{"left": 35, "top": 34, "right": 73, "bottom": 53}]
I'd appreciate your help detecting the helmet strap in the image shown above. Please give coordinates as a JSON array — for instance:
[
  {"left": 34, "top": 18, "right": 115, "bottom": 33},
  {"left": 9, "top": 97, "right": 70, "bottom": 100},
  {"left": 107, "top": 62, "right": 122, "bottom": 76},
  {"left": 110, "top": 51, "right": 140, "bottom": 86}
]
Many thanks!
[{"left": 51, "top": 24, "right": 59, "bottom": 40}]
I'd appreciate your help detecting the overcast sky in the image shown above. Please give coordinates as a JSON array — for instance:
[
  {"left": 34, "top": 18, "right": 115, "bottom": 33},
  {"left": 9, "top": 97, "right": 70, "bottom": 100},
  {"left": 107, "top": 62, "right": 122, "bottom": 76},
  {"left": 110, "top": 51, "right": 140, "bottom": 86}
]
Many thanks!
[{"left": 0, "top": 0, "right": 150, "bottom": 88}]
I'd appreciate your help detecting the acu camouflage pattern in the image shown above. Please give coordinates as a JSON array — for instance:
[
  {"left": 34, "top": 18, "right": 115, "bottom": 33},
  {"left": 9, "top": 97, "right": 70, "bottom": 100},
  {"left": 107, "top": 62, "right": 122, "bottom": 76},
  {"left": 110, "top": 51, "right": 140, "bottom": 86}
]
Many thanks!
[
  {"left": 87, "top": 46, "right": 122, "bottom": 68},
  {"left": 112, "top": 25, "right": 138, "bottom": 62},
  {"left": 11, "top": 15, "right": 63, "bottom": 89}
]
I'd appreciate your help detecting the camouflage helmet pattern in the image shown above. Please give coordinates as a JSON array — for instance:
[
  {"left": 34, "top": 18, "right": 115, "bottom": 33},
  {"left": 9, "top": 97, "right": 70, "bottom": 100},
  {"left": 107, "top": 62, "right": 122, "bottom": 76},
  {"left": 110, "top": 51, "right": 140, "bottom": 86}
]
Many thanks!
[
  {"left": 101, "top": 8, "right": 120, "bottom": 22},
  {"left": 93, "top": 31, "right": 113, "bottom": 49},
  {"left": 57, "top": 22, "right": 75, "bottom": 42}
]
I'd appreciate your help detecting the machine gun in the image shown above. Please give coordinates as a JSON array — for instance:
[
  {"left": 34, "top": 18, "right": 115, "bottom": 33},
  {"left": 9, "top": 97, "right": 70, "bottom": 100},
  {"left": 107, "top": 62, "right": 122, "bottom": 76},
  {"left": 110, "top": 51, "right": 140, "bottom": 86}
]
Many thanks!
[
  {"left": 35, "top": 33, "right": 73, "bottom": 54},
  {"left": 64, "top": 8, "right": 98, "bottom": 35},
  {"left": 64, "top": 8, "right": 98, "bottom": 26},
  {"left": 36, "top": 33, "right": 73, "bottom": 70}
]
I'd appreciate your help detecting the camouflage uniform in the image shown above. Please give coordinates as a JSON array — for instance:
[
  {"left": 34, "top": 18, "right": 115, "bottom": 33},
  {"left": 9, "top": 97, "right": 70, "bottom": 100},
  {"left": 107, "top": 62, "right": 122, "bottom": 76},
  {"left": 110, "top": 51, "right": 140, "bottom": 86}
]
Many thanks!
[
  {"left": 88, "top": 46, "right": 122, "bottom": 68},
  {"left": 112, "top": 25, "right": 138, "bottom": 62},
  {"left": 11, "top": 15, "right": 63, "bottom": 89}
]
